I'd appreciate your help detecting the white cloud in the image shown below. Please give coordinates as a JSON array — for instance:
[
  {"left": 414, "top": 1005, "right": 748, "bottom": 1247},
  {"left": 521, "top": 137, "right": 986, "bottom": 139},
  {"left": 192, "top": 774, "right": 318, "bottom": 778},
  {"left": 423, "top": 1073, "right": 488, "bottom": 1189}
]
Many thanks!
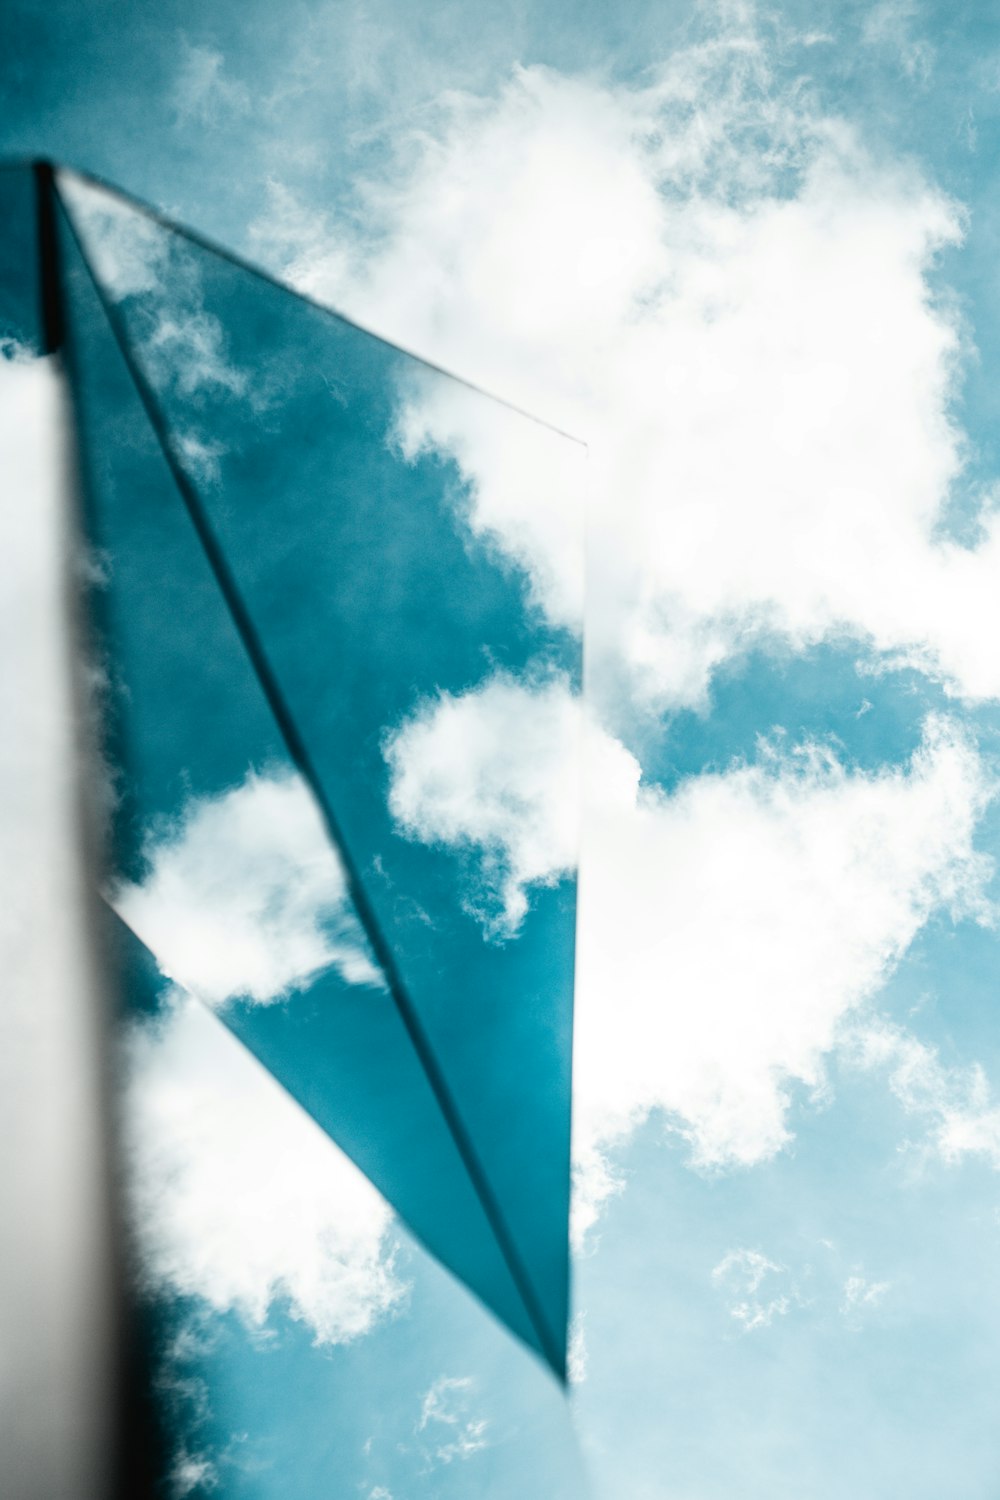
[
  {"left": 848, "top": 1020, "right": 1000, "bottom": 1168},
  {"left": 416, "top": 1376, "right": 490, "bottom": 1465},
  {"left": 384, "top": 673, "right": 589, "bottom": 937},
  {"left": 114, "top": 769, "right": 383, "bottom": 1004},
  {"left": 391, "top": 380, "right": 586, "bottom": 632},
  {"left": 124, "top": 989, "right": 405, "bottom": 1343},
  {"left": 255, "top": 31, "right": 1000, "bottom": 717},
  {"left": 575, "top": 711, "right": 997, "bottom": 1196},
  {"left": 381, "top": 671, "right": 997, "bottom": 1229}
]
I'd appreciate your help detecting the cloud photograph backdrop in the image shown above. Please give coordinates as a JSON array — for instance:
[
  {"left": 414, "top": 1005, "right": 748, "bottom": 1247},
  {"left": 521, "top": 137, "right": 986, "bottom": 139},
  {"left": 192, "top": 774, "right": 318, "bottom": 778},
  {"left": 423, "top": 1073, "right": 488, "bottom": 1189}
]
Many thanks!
[{"left": 6, "top": 2, "right": 1000, "bottom": 1498}]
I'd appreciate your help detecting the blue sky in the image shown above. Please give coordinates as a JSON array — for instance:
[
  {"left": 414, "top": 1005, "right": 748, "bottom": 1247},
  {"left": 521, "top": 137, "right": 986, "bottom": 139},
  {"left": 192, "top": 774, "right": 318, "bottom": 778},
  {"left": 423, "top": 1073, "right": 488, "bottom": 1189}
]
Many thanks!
[{"left": 7, "top": 2, "right": 1000, "bottom": 1497}]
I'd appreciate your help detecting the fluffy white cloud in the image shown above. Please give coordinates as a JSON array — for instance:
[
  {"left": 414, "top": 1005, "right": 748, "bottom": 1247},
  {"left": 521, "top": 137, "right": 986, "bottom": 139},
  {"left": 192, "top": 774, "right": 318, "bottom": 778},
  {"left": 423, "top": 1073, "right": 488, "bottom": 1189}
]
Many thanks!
[
  {"left": 124, "top": 989, "right": 405, "bottom": 1343},
  {"left": 256, "top": 31, "right": 1000, "bottom": 714},
  {"left": 114, "top": 769, "right": 383, "bottom": 1004},
  {"left": 384, "top": 673, "right": 589, "bottom": 936},
  {"left": 383, "top": 673, "right": 997, "bottom": 1225},
  {"left": 575, "top": 710, "right": 996, "bottom": 1190}
]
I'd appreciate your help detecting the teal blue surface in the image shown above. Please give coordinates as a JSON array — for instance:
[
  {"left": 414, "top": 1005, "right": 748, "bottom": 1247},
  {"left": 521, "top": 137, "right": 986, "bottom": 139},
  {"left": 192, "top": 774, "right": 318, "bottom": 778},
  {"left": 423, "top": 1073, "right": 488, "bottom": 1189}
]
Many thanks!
[{"left": 56, "top": 180, "right": 579, "bottom": 1377}]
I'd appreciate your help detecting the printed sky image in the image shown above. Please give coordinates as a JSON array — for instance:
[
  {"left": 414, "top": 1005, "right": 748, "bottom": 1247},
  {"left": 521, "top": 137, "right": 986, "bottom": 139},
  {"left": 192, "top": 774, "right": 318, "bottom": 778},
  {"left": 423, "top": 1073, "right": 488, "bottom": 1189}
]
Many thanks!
[{"left": 5, "top": 2, "right": 1000, "bottom": 1497}]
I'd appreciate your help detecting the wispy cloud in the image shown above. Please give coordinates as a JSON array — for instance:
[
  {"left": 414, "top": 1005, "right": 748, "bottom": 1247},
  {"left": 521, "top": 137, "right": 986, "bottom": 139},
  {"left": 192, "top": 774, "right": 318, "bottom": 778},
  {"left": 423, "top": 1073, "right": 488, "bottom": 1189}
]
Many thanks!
[
  {"left": 842, "top": 1273, "right": 892, "bottom": 1327},
  {"left": 861, "top": 1, "right": 935, "bottom": 83},
  {"left": 416, "top": 1376, "right": 491, "bottom": 1466},
  {"left": 60, "top": 173, "right": 249, "bottom": 402},
  {"left": 847, "top": 1019, "right": 1000, "bottom": 1169},
  {"left": 171, "top": 39, "right": 252, "bottom": 125},
  {"left": 711, "top": 1247, "right": 892, "bottom": 1333},
  {"left": 711, "top": 1248, "right": 797, "bottom": 1332}
]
